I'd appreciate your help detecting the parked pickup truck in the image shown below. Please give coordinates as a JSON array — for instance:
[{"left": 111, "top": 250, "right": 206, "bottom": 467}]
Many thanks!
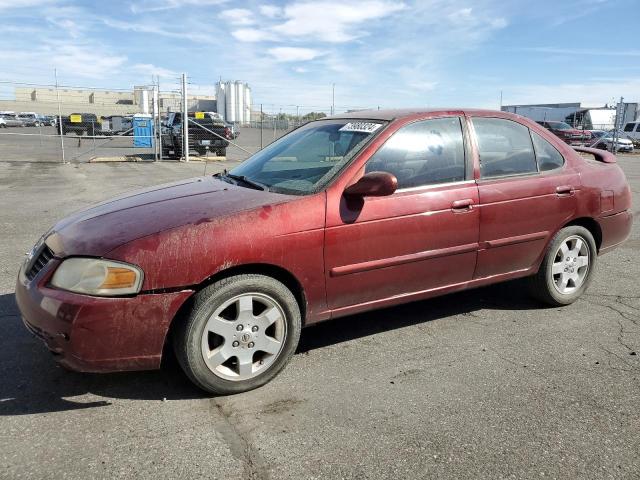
[
  {"left": 162, "top": 112, "right": 230, "bottom": 158},
  {"left": 57, "top": 113, "right": 100, "bottom": 136}
]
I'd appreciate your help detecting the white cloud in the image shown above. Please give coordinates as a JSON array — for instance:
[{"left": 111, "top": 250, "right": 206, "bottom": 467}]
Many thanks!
[
  {"left": 503, "top": 79, "right": 640, "bottom": 106},
  {"left": 520, "top": 47, "right": 640, "bottom": 57},
  {"left": 268, "top": 47, "right": 324, "bottom": 62},
  {"left": 102, "top": 18, "right": 218, "bottom": 43},
  {"left": 0, "top": 0, "right": 55, "bottom": 9},
  {"left": 0, "top": 43, "right": 128, "bottom": 81},
  {"left": 232, "top": 28, "right": 277, "bottom": 42},
  {"left": 272, "top": 1, "right": 406, "bottom": 42},
  {"left": 259, "top": 5, "right": 282, "bottom": 18},
  {"left": 219, "top": 8, "right": 255, "bottom": 26},
  {"left": 130, "top": 0, "right": 227, "bottom": 14},
  {"left": 50, "top": 45, "right": 127, "bottom": 79},
  {"left": 408, "top": 81, "right": 438, "bottom": 92},
  {"left": 132, "top": 64, "right": 178, "bottom": 78}
]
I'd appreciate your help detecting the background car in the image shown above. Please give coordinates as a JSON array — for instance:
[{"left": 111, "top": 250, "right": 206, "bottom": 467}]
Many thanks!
[
  {"left": 17, "top": 113, "right": 42, "bottom": 127},
  {"left": 537, "top": 120, "right": 590, "bottom": 145},
  {"left": 42, "top": 115, "right": 57, "bottom": 127},
  {"left": 0, "top": 113, "right": 25, "bottom": 127},
  {"left": 592, "top": 132, "right": 634, "bottom": 153}
]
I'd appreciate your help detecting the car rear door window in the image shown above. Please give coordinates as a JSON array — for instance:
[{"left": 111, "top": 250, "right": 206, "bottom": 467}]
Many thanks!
[
  {"left": 365, "top": 117, "right": 465, "bottom": 189},
  {"left": 473, "top": 117, "right": 537, "bottom": 178},
  {"left": 531, "top": 131, "right": 564, "bottom": 171}
]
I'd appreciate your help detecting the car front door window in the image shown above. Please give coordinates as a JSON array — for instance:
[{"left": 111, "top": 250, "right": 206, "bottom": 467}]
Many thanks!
[{"left": 365, "top": 117, "right": 466, "bottom": 189}]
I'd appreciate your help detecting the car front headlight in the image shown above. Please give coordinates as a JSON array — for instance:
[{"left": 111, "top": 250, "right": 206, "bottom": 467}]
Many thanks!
[{"left": 50, "top": 258, "right": 144, "bottom": 296}]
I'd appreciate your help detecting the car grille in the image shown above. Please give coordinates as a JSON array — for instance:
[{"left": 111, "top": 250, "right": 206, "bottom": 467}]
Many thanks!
[{"left": 26, "top": 245, "right": 54, "bottom": 281}]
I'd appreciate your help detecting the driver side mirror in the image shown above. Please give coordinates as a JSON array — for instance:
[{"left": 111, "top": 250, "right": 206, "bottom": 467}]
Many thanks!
[{"left": 344, "top": 171, "right": 398, "bottom": 197}]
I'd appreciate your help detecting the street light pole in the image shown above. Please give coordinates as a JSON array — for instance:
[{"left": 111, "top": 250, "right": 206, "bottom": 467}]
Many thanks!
[
  {"left": 182, "top": 73, "right": 189, "bottom": 162},
  {"left": 54, "top": 69, "right": 66, "bottom": 164},
  {"left": 331, "top": 83, "right": 335, "bottom": 116}
]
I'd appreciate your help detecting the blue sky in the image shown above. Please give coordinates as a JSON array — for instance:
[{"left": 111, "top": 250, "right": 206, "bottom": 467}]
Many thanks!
[{"left": 0, "top": 0, "right": 638, "bottom": 114}]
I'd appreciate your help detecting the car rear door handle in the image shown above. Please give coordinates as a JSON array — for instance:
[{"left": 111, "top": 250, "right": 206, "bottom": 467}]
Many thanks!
[
  {"left": 451, "top": 198, "right": 474, "bottom": 212},
  {"left": 556, "top": 185, "right": 575, "bottom": 197}
]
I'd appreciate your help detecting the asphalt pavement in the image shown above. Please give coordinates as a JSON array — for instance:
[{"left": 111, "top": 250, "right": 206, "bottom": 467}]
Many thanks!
[{"left": 0, "top": 156, "right": 638, "bottom": 479}]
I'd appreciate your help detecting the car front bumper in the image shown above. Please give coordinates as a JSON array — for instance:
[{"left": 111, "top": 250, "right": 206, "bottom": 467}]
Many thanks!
[{"left": 15, "top": 259, "right": 193, "bottom": 372}]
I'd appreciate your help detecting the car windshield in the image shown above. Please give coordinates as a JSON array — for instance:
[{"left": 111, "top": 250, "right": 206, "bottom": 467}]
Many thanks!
[
  {"left": 548, "top": 122, "right": 572, "bottom": 130},
  {"left": 228, "top": 119, "right": 386, "bottom": 195}
]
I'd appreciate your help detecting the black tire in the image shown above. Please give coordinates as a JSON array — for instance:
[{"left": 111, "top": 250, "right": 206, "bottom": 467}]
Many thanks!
[
  {"left": 217, "top": 148, "right": 226, "bottom": 157},
  {"left": 528, "top": 225, "right": 597, "bottom": 306},
  {"left": 163, "top": 145, "right": 181, "bottom": 159},
  {"left": 196, "top": 148, "right": 207, "bottom": 157},
  {"left": 173, "top": 274, "right": 302, "bottom": 395}
]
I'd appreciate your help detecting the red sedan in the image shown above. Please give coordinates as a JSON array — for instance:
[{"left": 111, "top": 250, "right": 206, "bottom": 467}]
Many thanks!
[{"left": 16, "top": 109, "right": 633, "bottom": 394}]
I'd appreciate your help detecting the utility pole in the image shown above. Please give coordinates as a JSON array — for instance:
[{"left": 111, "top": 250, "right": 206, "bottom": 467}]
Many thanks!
[
  {"left": 157, "top": 75, "right": 163, "bottom": 161},
  {"left": 331, "top": 83, "right": 335, "bottom": 116},
  {"left": 182, "top": 73, "right": 189, "bottom": 162},
  {"left": 613, "top": 96, "right": 624, "bottom": 153},
  {"left": 296, "top": 105, "right": 299, "bottom": 127},
  {"left": 260, "top": 103, "right": 263, "bottom": 150},
  {"left": 54, "top": 69, "right": 66, "bottom": 164},
  {"left": 499, "top": 90, "right": 503, "bottom": 110}
]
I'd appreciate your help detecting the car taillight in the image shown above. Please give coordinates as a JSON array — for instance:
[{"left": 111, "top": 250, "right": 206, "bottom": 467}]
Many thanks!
[{"left": 224, "top": 127, "right": 231, "bottom": 139}]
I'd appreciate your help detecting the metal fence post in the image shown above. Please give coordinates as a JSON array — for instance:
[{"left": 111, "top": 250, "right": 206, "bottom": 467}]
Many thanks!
[
  {"left": 54, "top": 69, "right": 66, "bottom": 164},
  {"left": 182, "top": 73, "right": 189, "bottom": 162}
]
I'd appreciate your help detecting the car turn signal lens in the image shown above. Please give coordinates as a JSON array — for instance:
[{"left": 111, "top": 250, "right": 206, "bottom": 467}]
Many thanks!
[{"left": 101, "top": 267, "right": 139, "bottom": 289}]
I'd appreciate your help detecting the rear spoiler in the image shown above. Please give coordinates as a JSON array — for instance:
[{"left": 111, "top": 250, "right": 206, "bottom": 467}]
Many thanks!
[{"left": 573, "top": 146, "right": 616, "bottom": 163}]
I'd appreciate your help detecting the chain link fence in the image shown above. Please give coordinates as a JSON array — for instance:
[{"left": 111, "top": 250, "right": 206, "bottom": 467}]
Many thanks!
[{"left": 0, "top": 78, "right": 352, "bottom": 164}]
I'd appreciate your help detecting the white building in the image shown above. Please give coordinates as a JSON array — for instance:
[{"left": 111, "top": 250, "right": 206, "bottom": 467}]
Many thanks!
[{"left": 216, "top": 81, "right": 251, "bottom": 124}]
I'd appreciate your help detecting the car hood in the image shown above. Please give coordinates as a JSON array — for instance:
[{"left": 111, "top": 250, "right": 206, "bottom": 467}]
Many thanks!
[{"left": 45, "top": 176, "right": 293, "bottom": 257}]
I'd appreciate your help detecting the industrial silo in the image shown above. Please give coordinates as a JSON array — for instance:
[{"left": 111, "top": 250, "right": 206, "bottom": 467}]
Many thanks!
[
  {"left": 225, "top": 81, "right": 236, "bottom": 123},
  {"left": 216, "top": 82, "right": 226, "bottom": 122},
  {"left": 235, "top": 81, "right": 244, "bottom": 124}
]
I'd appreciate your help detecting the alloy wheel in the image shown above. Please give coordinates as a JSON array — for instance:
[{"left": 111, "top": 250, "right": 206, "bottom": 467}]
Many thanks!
[
  {"left": 200, "top": 293, "right": 287, "bottom": 381},
  {"left": 551, "top": 235, "right": 590, "bottom": 294}
]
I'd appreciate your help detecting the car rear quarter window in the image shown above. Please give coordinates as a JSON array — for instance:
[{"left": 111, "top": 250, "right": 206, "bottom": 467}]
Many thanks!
[
  {"left": 472, "top": 117, "right": 537, "bottom": 178},
  {"left": 365, "top": 117, "right": 465, "bottom": 189},
  {"left": 624, "top": 123, "right": 634, "bottom": 132},
  {"left": 531, "top": 132, "right": 564, "bottom": 171}
]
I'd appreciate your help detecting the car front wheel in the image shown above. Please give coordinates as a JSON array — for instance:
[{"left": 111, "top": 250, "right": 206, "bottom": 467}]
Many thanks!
[
  {"left": 173, "top": 274, "right": 302, "bottom": 394},
  {"left": 528, "top": 225, "right": 597, "bottom": 306}
]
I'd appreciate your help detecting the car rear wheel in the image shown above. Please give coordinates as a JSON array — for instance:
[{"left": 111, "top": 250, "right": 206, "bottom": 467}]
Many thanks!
[
  {"left": 173, "top": 274, "right": 302, "bottom": 394},
  {"left": 528, "top": 226, "right": 596, "bottom": 306}
]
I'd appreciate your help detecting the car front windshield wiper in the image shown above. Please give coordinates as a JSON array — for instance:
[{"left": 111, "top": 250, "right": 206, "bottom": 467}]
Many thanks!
[{"left": 223, "top": 173, "right": 269, "bottom": 191}]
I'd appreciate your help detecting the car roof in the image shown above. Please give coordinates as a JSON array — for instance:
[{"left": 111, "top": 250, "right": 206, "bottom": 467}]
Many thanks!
[{"left": 328, "top": 108, "right": 503, "bottom": 121}]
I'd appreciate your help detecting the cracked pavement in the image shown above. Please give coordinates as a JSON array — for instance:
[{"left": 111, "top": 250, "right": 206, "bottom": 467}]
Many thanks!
[{"left": 0, "top": 156, "right": 638, "bottom": 479}]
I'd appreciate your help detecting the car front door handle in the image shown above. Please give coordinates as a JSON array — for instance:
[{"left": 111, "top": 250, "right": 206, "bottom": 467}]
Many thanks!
[
  {"left": 556, "top": 185, "right": 575, "bottom": 197},
  {"left": 451, "top": 198, "right": 474, "bottom": 212}
]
